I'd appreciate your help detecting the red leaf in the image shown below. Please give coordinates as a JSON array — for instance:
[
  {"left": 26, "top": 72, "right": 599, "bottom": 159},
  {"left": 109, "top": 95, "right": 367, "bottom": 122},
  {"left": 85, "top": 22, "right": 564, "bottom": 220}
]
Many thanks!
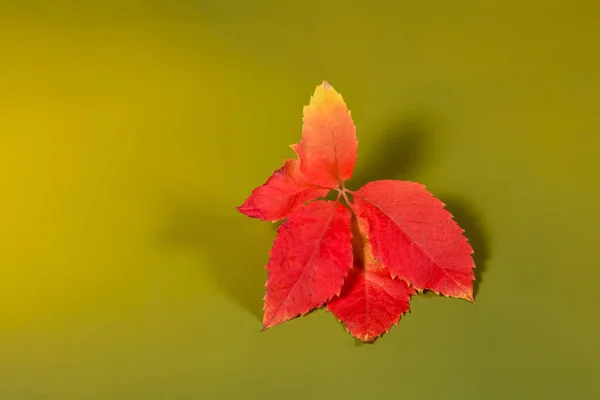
[
  {"left": 263, "top": 200, "right": 353, "bottom": 330},
  {"left": 291, "top": 81, "right": 358, "bottom": 188},
  {"left": 237, "top": 159, "right": 328, "bottom": 222},
  {"left": 352, "top": 180, "right": 476, "bottom": 302},
  {"left": 238, "top": 82, "right": 479, "bottom": 341},
  {"left": 328, "top": 268, "right": 414, "bottom": 342},
  {"left": 327, "top": 215, "right": 415, "bottom": 342}
]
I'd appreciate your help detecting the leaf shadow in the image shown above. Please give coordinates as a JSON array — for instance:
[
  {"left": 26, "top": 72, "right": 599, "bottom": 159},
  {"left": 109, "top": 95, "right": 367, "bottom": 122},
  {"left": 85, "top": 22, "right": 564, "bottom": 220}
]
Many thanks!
[
  {"left": 156, "top": 201, "right": 270, "bottom": 322},
  {"left": 347, "top": 112, "right": 435, "bottom": 190}
]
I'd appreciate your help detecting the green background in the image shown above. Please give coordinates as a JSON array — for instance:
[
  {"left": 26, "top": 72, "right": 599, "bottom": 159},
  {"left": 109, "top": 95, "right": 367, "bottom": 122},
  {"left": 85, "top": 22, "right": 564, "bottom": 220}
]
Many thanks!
[{"left": 1, "top": 1, "right": 598, "bottom": 399}]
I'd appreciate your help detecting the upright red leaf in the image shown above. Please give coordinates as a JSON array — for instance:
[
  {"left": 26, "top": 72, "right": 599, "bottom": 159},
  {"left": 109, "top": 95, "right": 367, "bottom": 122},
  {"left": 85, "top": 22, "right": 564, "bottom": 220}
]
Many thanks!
[
  {"left": 237, "top": 159, "right": 328, "bottom": 222},
  {"left": 352, "top": 180, "right": 476, "bottom": 302},
  {"left": 291, "top": 81, "right": 358, "bottom": 188},
  {"left": 327, "top": 216, "right": 415, "bottom": 342},
  {"left": 263, "top": 200, "right": 353, "bottom": 330}
]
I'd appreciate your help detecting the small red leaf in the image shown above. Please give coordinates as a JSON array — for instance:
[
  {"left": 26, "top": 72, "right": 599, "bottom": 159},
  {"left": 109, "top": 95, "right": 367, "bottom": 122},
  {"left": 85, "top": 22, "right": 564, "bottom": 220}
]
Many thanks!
[
  {"left": 327, "top": 216, "right": 415, "bottom": 342},
  {"left": 263, "top": 200, "right": 353, "bottom": 330},
  {"left": 352, "top": 180, "right": 476, "bottom": 302},
  {"left": 291, "top": 81, "right": 358, "bottom": 188},
  {"left": 237, "top": 159, "right": 328, "bottom": 222},
  {"left": 328, "top": 268, "right": 414, "bottom": 342}
]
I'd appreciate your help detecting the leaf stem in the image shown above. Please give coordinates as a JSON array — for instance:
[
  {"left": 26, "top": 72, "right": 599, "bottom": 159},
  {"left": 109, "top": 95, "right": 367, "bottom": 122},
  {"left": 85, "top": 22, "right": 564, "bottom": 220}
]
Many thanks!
[
  {"left": 338, "top": 183, "right": 355, "bottom": 214},
  {"left": 341, "top": 189, "right": 352, "bottom": 207}
]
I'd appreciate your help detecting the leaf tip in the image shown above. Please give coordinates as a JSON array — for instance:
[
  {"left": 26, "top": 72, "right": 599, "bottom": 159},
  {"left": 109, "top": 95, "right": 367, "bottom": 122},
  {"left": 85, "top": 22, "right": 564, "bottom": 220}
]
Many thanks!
[
  {"left": 464, "top": 290, "right": 475, "bottom": 303},
  {"left": 236, "top": 199, "right": 257, "bottom": 218},
  {"left": 261, "top": 318, "right": 275, "bottom": 331}
]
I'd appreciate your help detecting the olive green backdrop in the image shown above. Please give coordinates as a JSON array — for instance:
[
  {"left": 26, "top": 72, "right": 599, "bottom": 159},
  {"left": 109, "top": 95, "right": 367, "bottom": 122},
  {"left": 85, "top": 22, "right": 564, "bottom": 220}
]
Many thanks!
[{"left": 1, "top": 1, "right": 598, "bottom": 399}]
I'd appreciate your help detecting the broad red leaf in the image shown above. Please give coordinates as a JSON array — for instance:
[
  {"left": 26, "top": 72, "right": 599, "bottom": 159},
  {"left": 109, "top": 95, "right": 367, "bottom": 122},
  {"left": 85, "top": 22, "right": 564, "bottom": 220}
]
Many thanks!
[
  {"left": 237, "top": 159, "right": 328, "bottom": 222},
  {"left": 263, "top": 200, "right": 353, "bottom": 330},
  {"left": 352, "top": 180, "right": 476, "bottom": 302},
  {"left": 327, "top": 216, "right": 415, "bottom": 342},
  {"left": 291, "top": 81, "right": 357, "bottom": 188}
]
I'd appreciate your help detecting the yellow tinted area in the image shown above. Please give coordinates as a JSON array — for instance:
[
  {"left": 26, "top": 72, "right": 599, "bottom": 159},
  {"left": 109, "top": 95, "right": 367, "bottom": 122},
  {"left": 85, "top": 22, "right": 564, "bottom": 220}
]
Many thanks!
[{"left": 1, "top": 2, "right": 598, "bottom": 398}]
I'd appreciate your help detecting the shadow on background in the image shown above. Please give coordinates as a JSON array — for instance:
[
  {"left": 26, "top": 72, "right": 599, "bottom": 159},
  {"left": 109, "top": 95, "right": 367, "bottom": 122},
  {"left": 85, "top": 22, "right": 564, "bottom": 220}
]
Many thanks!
[
  {"left": 157, "top": 203, "right": 269, "bottom": 323},
  {"left": 347, "top": 113, "right": 434, "bottom": 189},
  {"left": 346, "top": 113, "right": 491, "bottom": 345}
]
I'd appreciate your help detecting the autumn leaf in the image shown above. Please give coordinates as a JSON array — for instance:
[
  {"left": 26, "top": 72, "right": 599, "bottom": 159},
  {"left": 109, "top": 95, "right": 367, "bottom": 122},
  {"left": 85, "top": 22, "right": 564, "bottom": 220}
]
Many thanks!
[
  {"left": 263, "top": 200, "right": 353, "bottom": 330},
  {"left": 352, "top": 180, "right": 475, "bottom": 302},
  {"left": 327, "top": 215, "right": 415, "bottom": 342},
  {"left": 291, "top": 81, "right": 357, "bottom": 188},
  {"left": 237, "top": 159, "right": 328, "bottom": 221},
  {"left": 237, "top": 81, "right": 477, "bottom": 342}
]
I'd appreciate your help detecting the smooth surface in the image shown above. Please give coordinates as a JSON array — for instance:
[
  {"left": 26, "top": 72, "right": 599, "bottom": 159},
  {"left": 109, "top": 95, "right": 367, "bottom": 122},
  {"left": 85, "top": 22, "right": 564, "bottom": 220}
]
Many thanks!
[{"left": 1, "top": 2, "right": 599, "bottom": 399}]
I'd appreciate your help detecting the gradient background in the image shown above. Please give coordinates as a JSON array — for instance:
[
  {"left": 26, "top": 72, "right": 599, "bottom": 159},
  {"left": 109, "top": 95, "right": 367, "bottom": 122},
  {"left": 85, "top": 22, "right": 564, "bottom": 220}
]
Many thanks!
[{"left": 1, "top": 1, "right": 599, "bottom": 399}]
